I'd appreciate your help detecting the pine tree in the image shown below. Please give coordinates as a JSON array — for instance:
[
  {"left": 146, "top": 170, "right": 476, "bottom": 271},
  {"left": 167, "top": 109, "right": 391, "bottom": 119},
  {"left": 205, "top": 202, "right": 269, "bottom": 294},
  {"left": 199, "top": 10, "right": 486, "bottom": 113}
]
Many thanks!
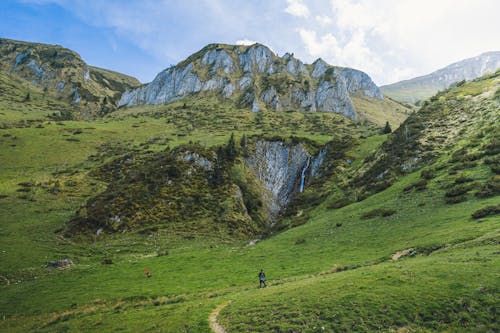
[
  {"left": 225, "top": 133, "right": 237, "bottom": 162},
  {"left": 211, "top": 146, "right": 226, "bottom": 186},
  {"left": 383, "top": 121, "right": 392, "bottom": 134}
]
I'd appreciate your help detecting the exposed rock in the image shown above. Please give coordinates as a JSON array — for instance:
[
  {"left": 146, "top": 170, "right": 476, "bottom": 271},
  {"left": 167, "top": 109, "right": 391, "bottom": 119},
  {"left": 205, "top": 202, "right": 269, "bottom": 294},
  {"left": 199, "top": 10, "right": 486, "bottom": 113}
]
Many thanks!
[
  {"left": 118, "top": 43, "right": 382, "bottom": 120},
  {"left": 252, "top": 98, "right": 260, "bottom": 113},
  {"left": 201, "top": 48, "right": 235, "bottom": 74},
  {"left": 315, "top": 75, "right": 356, "bottom": 119},
  {"left": 46, "top": 258, "right": 73, "bottom": 269},
  {"left": 239, "top": 44, "right": 274, "bottom": 73},
  {"left": 246, "top": 140, "right": 319, "bottom": 214},
  {"left": 337, "top": 67, "right": 383, "bottom": 99},
  {"left": 178, "top": 151, "right": 213, "bottom": 170},
  {"left": 0, "top": 38, "right": 140, "bottom": 115},
  {"left": 311, "top": 58, "right": 329, "bottom": 78}
]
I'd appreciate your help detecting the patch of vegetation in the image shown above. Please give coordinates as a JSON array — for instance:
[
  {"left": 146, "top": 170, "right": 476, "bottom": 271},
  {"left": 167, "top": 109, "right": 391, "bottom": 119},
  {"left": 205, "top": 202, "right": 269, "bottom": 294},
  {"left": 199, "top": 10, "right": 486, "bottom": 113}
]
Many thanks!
[
  {"left": 472, "top": 204, "right": 500, "bottom": 219},
  {"left": 361, "top": 208, "right": 396, "bottom": 219}
]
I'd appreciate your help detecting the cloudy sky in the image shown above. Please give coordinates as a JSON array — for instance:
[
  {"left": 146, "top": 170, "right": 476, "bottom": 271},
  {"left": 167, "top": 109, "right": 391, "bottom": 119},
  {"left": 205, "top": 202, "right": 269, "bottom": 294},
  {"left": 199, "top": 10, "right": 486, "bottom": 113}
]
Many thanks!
[{"left": 1, "top": 0, "right": 499, "bottom": 85}]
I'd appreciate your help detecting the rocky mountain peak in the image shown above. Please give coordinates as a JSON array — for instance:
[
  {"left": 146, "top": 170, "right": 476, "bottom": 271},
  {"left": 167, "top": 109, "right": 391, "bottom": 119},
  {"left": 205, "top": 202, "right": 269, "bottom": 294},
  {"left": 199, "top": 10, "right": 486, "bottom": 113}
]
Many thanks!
[{"left": 118, "top": 43, "right": 383, "bottom": 120}]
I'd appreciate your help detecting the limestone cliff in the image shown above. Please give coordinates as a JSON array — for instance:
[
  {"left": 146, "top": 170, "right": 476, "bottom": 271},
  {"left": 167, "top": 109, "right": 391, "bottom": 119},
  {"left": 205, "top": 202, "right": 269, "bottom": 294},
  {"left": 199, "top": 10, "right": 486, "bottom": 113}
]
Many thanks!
[
  {"left": 245, "top": 140, "right": 325, "bottom": 215},
  {"left": 119, "top": 43, "right": 382, "bottom": 120}
]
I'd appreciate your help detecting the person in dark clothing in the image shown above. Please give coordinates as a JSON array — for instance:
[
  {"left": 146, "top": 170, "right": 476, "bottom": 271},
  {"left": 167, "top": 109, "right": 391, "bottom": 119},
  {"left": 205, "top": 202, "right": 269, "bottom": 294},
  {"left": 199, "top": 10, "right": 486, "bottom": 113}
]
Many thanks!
[{"left": 259, "top": 269, "right": 267, "bottom": 288}]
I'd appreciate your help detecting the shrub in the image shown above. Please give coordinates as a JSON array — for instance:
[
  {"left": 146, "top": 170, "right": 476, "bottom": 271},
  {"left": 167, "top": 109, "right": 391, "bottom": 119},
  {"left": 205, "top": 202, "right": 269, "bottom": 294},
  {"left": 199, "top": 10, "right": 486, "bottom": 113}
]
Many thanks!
[
  {"left": 295, "top": 238, "right": 306, "bottom": 245},
  {"left": 326, "top": 197, "right": 353, "bottom": 209},
  {"left": 420, "top": 169, "right": 435, "bottom": 180},
  {"left": 445, "top": 195, "right": 467, "bottom": 204},
  {"left": 475, "top": 176, "right": 500, "bottom": 198},
  {"left": 403, "top": 180, "right": 428, "bottom": 192},
  {"left": 361, "top": 208, "right": 396, "bottom": 219},
  {"left": 445, "top": 184, "right": 473, "bottom": 197},
  {"left": 483, "top": 139, "right": 500, "bottom": 156},
  {"left": 454, "top": 176, "right": 474, "bottom": 184},
  {"left": 472, "top": 204, "right": 500, "bottom": 219}
]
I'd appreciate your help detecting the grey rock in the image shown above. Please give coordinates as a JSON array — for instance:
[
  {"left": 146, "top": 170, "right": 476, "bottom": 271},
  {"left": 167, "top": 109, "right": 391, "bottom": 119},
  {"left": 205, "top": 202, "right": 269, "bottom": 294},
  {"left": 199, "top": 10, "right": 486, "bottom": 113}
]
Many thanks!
[
  {"left": 178, "top": 151, "right": 213, "bottom": 170},
  {"left": 238, "top": 44, "right": 274, "bottom": 73},
  {"left": 201, "top": 48, "right": 235, "bottom": 74},
  {"left": 311, "top": 58, "right": 329, "bottom": 78},
  {"left": 337, "top": 67, "right": 383, "bottom": 99},
  {"left": 252, "top": 98, "right": 260, "bottom": 113},
  {"left": 46, "top": 258, "right": 73, "bottom": 269},
  {"left": 315, "top": 74, "right": 356, "bottom": 119},
  {"left": 246, "top": 141, "right": 310, "bottom": 214},
  {"left": 118, "top": 43, "right": 382, "bottom": 120},
  {"left": 261, "top": 87, "right": 281, "bottom": 110},
  {"left": 238, "top": 75, "right": 253, "bottom": 90}
]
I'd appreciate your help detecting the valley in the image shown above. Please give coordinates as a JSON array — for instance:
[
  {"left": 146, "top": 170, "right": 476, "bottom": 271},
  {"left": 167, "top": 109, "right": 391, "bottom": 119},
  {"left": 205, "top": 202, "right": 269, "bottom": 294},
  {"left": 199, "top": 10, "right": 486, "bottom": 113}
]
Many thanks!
[{"left": 0, "top": 38, "right": 499, "bottom": 332}]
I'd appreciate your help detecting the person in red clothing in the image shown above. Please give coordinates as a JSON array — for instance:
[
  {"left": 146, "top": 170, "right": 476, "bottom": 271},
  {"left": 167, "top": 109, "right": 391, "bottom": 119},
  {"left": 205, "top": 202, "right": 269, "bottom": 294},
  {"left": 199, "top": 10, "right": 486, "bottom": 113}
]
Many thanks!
[{"left": 145, "top": 268, "right": 152, "bottom": 278}]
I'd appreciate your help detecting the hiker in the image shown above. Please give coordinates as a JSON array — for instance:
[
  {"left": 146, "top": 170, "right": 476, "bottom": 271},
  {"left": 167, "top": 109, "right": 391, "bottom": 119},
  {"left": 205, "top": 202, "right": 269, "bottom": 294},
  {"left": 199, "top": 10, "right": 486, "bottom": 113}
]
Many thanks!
[
  {"left": 145, "top": 268, "right": 152, "bottom": 278},
  {"left": 258, "top": 269, "right": 267, "bottom": 288}
]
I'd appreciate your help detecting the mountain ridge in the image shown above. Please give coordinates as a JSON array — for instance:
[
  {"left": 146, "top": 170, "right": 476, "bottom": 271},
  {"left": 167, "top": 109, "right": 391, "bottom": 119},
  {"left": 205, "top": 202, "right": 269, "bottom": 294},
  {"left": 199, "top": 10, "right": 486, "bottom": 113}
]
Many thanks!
[
  {"left": 381, "top": 51, "right": 500, "bottom": 103},
  {"left": 119, "top": 43, "right": 384, "bottom": 120},
  {"left": 0, "top": 38, "right": 141, "bottom": 117}
]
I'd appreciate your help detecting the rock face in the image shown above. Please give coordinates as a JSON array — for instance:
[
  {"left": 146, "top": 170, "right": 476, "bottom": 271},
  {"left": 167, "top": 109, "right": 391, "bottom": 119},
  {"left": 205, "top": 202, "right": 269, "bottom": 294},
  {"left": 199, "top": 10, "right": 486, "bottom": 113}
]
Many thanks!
[
  {"left": 119, "top": 43, "right": 382, "bottom": 120},
  {"left": 245, "top": 140, "right": 325, "bottom": 215},
  {"left": 381, "top": 51, "right": 500, "bottom": 103}
]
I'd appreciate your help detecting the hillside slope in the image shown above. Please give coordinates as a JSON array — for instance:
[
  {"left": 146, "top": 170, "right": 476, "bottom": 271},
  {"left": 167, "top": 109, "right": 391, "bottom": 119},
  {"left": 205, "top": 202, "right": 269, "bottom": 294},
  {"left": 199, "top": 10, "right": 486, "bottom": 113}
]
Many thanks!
[
  {"left": 0, "top": 38, "right": 140, "bottom": 118},
  {"left": 0, "top": 73, "right": 498, "bottom": 332},
  {"left": 381, "top": 51, "right": 500, "bottom": 103}
]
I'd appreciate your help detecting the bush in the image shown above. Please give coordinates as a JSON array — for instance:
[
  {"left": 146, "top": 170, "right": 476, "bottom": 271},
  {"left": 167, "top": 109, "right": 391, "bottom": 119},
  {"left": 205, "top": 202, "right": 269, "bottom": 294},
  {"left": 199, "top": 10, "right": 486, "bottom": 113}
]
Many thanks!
[
  {"left": 475, "top": 176, "right": 500, "bottom": 198},
  {"left": 326, "top": 197, "right": 353, "bottom": 209},
  {"left": 445, "top": 184, "right": 473, "bottom": 197},
  {"left": 403, "top": 180, "right": 428, "bottom": 192},
  {"left": 445, "top": 195, "right": 467, "bottom": 204},
  {"left": 420, "top": 169, "right": 435, "bottom": 180},
  {"left": 454, "top": 176, "right": 474, "bottom": 184},
  {"left": 472, "top": 204, "right": 500, "bottom": 219},
  {"left": 361, "top": 208, "right": 396, "bottom": 219}
]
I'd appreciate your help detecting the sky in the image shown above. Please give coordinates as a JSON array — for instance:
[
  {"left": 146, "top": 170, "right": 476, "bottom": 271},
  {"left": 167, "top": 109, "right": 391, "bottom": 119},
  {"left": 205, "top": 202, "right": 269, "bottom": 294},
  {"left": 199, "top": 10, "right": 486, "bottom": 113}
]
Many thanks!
[{"left": 1, "top": 0, "right": 498, "bottom": 85}]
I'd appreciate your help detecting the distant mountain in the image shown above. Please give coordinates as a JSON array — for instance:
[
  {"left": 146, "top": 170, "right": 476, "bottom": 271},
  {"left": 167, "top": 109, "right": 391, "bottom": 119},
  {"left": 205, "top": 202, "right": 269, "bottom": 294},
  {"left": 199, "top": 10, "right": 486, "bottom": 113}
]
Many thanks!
[
  {"left": 119, "top": 43, "right": 384, "bottom": 121},
  {"left": 381, "top": 51, "right": 500, "bottom": 103},
  {"left": 0, "top": 38, "right": 140, "bottom": 117}
]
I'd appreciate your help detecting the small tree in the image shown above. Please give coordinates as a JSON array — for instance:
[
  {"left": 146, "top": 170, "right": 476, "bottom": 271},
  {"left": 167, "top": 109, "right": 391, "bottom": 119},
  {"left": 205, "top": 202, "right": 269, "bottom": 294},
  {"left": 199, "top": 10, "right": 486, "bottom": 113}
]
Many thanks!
[
  {"left": 225, "top": 133, "right": 237, "bottom": 162},
  {"left": 383, "top": 121, "right": 392, "bottom": 134},
  {"left": 24, "top": 92, "right": 31, "bottom": 102},
  {"left": 211, "top": 146, "right": 226, "bottom": 186}
]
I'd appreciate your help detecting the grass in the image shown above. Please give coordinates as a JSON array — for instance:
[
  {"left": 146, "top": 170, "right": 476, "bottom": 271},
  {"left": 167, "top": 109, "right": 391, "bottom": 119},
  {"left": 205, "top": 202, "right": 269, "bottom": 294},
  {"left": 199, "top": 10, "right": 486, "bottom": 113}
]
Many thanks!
[{"left": 0, "top": 72, "right": 499, "bottom": 332}]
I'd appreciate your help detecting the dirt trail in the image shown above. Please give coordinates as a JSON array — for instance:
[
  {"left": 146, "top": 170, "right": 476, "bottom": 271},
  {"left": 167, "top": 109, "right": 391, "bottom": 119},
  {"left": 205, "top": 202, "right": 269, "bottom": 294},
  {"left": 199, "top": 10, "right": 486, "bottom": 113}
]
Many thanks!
[
  {"left": 391, "top": 248, "right": 415, "bottom": 261},
  {"left": 209, "top": 301, "right": 230, "bottom": 333}
]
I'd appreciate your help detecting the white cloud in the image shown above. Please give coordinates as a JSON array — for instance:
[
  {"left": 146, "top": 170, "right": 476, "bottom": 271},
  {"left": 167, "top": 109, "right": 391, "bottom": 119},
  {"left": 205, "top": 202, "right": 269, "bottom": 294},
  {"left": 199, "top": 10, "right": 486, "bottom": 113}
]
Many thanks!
[
  {"left": 235, "top": 39, "right": 257, "bottom": 46},
  {"left": 284, "top": 0, "right": 310, "bottom": 18},
  {"left": 21, "top": 0, "right": 500, "bottom": 85},
  {"left": 315, "top": 15, "right": 333, "bottom": 25},
  {"left": 298, "top": 27, "right": 383, "bottom": 79}
]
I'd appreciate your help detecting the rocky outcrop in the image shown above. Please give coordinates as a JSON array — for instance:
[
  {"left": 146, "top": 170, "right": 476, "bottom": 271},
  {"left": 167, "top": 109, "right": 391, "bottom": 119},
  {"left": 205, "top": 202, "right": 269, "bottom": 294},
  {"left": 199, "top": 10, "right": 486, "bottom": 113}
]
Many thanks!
[
  {"left": 118, "top": 43, "right": 383, "bottom": 120},
  {"left": 245, "top": 140, "right": 325, "bottom": 215},
  {"left": 0, "top": 38, "right": 140, "bottom": 116}
]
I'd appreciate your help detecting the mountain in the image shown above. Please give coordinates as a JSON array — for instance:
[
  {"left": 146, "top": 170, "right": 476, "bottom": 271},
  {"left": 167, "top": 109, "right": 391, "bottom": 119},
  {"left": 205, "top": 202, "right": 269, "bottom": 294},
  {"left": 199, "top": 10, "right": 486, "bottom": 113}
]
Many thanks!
[
  {"left": 0, "top": 38, "right": 140, "bottom": 118},
  {"left": 381, "top": 51, "right": 500, "bottom": 103},
  {"left": 119, "top": 43, "right": 391, "bottom": 121}
]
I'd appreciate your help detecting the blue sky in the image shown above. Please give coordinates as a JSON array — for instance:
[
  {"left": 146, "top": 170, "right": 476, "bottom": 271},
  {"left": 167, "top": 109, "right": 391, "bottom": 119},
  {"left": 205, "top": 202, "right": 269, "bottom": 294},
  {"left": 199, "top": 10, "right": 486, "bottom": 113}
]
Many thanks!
[{"left": 1, "top": 0, "right": 499, "bottom": 85}]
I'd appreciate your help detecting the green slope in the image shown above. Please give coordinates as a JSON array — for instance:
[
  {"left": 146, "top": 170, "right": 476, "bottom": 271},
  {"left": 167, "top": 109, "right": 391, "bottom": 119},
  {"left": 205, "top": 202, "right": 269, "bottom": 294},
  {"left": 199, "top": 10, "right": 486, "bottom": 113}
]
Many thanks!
[{"left": 0, "top": 71, "right": 498, "bottom": 332}]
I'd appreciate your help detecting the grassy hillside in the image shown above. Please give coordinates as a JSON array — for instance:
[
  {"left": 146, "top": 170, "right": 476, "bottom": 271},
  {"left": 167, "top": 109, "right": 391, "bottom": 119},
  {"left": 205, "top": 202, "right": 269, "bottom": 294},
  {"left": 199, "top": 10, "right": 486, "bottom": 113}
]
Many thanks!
[
  {"left": 0, "top": 38, "right": 140, "bottom": 118},
  {"left": 0, "top": 70, "right": 499, "bottom": 332}
]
